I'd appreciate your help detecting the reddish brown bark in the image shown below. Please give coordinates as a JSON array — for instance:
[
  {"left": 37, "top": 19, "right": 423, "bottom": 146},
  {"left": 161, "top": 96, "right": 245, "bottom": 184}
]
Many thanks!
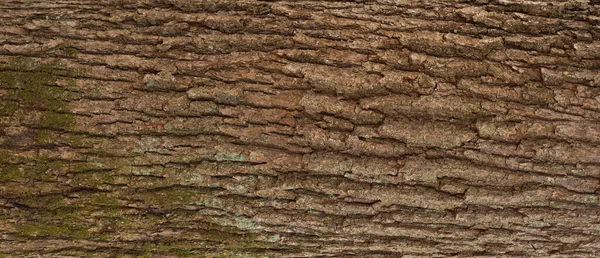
[{"left": 1, "top": 0, "right": 600, "bottom": 257}]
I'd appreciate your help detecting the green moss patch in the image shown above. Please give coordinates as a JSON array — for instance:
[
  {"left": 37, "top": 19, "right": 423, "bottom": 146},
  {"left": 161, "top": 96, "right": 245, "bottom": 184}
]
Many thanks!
[
  {"left": 0, "top": 57, "right": 78, "bottom": 180},
  {"left": 0, "top": 57, "right": 75, "bottom": 130},
  {"left": 17, "top": 220, "right": 90, "bottom": 239}
]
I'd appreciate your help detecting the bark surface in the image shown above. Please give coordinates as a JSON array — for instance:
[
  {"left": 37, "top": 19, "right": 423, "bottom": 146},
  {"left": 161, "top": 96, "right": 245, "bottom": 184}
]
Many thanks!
[{"left": 1, "top": 0, "right": 600, "bottom": 257}]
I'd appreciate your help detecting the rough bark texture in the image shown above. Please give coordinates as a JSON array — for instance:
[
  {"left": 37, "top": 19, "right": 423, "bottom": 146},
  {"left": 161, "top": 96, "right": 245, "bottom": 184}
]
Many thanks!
[{"left": 1, "top": 0, "right": 600, "bottom": 257}]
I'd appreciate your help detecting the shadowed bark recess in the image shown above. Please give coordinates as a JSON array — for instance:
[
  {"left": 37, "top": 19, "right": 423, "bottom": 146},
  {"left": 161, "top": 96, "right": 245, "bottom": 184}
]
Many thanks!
[{"left": 1, "top": 0, "right": 600, "bottom": 257}]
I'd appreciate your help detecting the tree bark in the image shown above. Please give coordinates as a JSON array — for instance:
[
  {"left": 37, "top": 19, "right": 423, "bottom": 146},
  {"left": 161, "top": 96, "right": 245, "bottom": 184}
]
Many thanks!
[{"left": 1, "top": 0, "right": 600, "bottom": 256}]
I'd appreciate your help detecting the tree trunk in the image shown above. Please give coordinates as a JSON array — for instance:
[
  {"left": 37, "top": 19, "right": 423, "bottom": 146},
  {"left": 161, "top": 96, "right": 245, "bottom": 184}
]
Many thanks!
[{"left": 1, "top": 0, "right": 600, "bottom": 256}]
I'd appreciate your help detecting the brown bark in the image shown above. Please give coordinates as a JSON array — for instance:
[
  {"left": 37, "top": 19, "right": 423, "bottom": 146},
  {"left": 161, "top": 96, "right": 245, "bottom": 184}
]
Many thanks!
[{"left": 1, "top": 0, "right": 600, "bottom": 257}]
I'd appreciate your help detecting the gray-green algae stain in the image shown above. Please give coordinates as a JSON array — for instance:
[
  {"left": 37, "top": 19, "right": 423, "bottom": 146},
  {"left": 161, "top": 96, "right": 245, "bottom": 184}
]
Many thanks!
[
  {"left": 0, "top": 57, "right": 275, "bottom": 255},
  {"left": 215, "top": 152, "right": 247, "bottom": 162}
]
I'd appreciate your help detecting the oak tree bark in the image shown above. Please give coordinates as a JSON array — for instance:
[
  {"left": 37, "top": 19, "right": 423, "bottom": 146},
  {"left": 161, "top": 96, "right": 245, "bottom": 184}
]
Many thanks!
[{"left": 1, "top": 0, "right": 600, "bottom": 257}]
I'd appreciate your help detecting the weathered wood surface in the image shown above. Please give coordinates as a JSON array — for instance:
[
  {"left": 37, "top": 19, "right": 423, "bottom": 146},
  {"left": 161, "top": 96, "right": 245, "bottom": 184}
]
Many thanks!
[{"left": 1, "top": 0, "right": 600, "bottom": 256}]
